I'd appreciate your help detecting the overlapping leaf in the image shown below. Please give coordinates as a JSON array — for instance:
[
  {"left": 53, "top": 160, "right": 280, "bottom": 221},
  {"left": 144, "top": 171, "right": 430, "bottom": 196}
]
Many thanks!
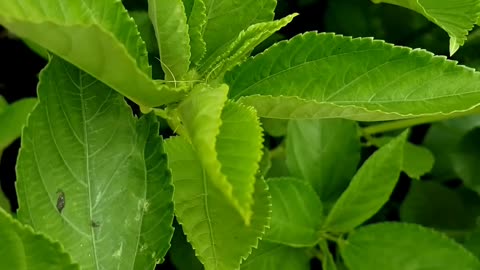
[
  {"left": 0, "top": 0, "right": 182, "bottom": 107},
  {"left": 165, "top": 136, "right": 271, "bottom": 270},
  {"left": 340, "top": 223, "right": 480, "bottom": 270},
  {"left": 370, "top": 136, "right": 434, "bottom": 179},
  {"left": 0, "top": 208, "right": 79, "bottom": 270},
  {"left": 184, "top": 0, "right": 207, "bottom": 66},
  {"left": 264, "top": 178, "right": 323, "bottom": 247},
  {"left": 148, "top": 0, "right": 191, "bottom": 83},
  {"left": 372, "top": 0, "right": 480, "bottom": 55},
  {"left": 226, "top": 32, "right": 480, "bottom": 121},
  {"left": 241, "top": 240, "right": 310, "bottom": 270},
  {"left": 200, "top": 13, "right": 297, "bottom": 81},
  {"left": 400, "top": 181, "right": 480, "bottom": 231},
  {"left": 199, "top": 0, "right": 276, "bottom": 66},
  {"left": 16, "top": 57, "right": 174, "bottom": 269},
  {"left": 319, "top": 241, "right": 337, "bottom": 270},
  {"left": 323, "top": 131, "right": 407, "bottom": 232},
  {"left": 0, "top": 97, "right": 37, "bottom": 151},
  {"left": 177, "top": 87, "right": 263, "bottom": 222},
  {"left": 286, "top": 119, "right": 361, "bottom": 205}
]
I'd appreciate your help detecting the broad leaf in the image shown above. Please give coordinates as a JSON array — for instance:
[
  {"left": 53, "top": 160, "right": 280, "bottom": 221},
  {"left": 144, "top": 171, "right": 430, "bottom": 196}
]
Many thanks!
[
  {"left": 241, "top": 240, "right": 310, "bottom": 270},
  {"left": 340, "top": 223, "right": 480, "bottom": 270},
  {"left": 423, "top": 115, "right": 480, "bottom": 181},
  {"left": 0, "top": 208, "right": 79, "bottom": 270},
  {"left": 199, "top": 0, "right": 276, "bottom": 66},
  {"left": 400, "top": 181, "right": 480, "bottom": 232},
  {"left": 184, "top": 0, "right": 207, "bottom": 66},
  {"left": 0, "top": 97, "right": 37, "bottom": 150},
  {"left": 323, "top": 131, "right": 407, "bottom": 232},
  {"left": 370, "top": 136, "right": 434, "bottom": 179},
  {"left": 177, "top": 90, "right": 263, "bottom": 223},
  {"left": 226, "top": 32, "right": 480, "bottom": 121},
  {"left": 319, "top": 241, "right": 337, "bottom": 270},
  {"left": 200, "top": 13, "right": 297, "bottom": 81},
  {"left": 371, "top": 0, "right": 480, "bottom": 55},
  {"left": 264, "top": 177, "right": 323, "bottom": 247},
  {"left": 165, "top": 136, "right": 271, "bottom": 270},
  {"left": 286, "top": 119, "right": 361, "bottom": 205},
  {"left": 0, "top": 0, "right": 182, "bottom": 107},
  {"left": 16, "top": 57, "right": 174, "bottom": 269},
  {"left": 148, "top": 0, "right": 191, "bottom": 83}
]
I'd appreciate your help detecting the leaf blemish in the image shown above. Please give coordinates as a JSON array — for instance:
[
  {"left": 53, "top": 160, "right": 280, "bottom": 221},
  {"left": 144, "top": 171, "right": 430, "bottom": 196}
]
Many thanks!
[{"left": 56, "top": 189, "right": 65, "bottom": 213}]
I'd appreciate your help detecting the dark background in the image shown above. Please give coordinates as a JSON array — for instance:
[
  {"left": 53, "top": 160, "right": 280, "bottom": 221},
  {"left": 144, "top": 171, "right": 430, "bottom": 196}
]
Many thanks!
[{"left": 0, "top": 0, "right": 474, "bottom": 268}]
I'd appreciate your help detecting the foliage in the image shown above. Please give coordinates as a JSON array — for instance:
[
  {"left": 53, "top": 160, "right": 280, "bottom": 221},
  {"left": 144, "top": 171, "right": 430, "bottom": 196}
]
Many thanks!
[{"left": 1, "top": 0, "right": 480, "bottom": 269}]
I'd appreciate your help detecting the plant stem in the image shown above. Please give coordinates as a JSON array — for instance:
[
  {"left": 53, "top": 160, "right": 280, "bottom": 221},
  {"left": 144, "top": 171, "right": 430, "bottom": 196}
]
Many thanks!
[{"left": 362, "top": 108, "right": 480, "bottom": 136}]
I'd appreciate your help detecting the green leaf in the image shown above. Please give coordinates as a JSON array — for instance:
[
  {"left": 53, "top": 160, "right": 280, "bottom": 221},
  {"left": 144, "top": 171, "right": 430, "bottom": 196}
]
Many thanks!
[
  {"left": 451, "top": 128, "right": 480, "bottom": 194},
  {"left": 0, "top": 97, "right": 36, "bottom": 150},
  {"left": 464, "top": 230, "right": 480, "bottom": 258},
  {"left": 340, "top": 222, "right": 480, "bottom": 270},
  {"left": 264, "top": 177, "right": 323, "bottom": 247},
  {"left": 0, "top": 208, "right": 79, "bottom": 270},
  {"left": 15, "top": 57, "right": 174, "bottom": 269},
  {"left": 370, "top": 136, "right": 434, "bottom": 179},
  {"left": 371, "top": 0, "right": 480, "bottom": 55},
  {"left": 169, "top": 222, "right": 203, "bottom": 270},
  {"left": 226, "top": 32, "right": 480, "bottom": 121},
  {"left": 185, "top": 0, "right": 207, "bottom": 66},
  {"left": 148, "top": 0, "right": 191, "bottom": 83},
  {"left": 286, "top": 119, "right": 361, "bottom": 205},
  {"left": 400, "top": 181, "right": 480, "bottom": 231},
  {"left": 165, "top": 136, "right": 271, "bottom": 270},
  {"left": 0, "top": 95, "right": 7, "bottom": 111},
  {"left": 177, "top": 90, "right": 263, "bottom": 223},
  {"left": 129, "top": 11, "right": 158, "bottom": 54},
  {"left": 261, "top": 118, "right": 288, "bottom": 137},
  {"left": 200, "top": 13, "right": 297, "bottom": 81},
  {"left": 0, "top": 0, "right": 182, "bottom": 107},
  {"left": 319, "top": 241, "right": 337, "bottom": 270},
  {"left": 200, "top": 0, "right": 276, "bottom": 66},
  {"left": 423, "top": 115, "right": 480, "bottom": 181},
  {"left": 241, "top": 240, "right": 310, "bottom": 270},
  {"left": 266, "top": 145, "right": 290, "bottom": 178},
  {"left": 323, "top": 131, "right": 407, "bottom": 232},
  {"left": 0, "top": 188, "right": 11, "bottom": 212}
]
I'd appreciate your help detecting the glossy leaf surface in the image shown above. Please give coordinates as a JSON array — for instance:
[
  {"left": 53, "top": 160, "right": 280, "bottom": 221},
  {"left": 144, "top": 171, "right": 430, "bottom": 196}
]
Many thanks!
[
  {"left": 226, "top": 33, "right": 480, "bottom": 121},
  {"left": 323, "top": 131, "right": 407, "bottom": 232},
  {"left": 16, "top": 57, "right": 174, "bottom": 269}
]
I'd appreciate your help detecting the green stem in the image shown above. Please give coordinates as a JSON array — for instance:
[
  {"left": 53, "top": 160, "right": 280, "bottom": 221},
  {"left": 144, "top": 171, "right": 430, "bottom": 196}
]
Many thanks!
[{"left": 362, "top": 109, "right": 480, "bottom": 136}]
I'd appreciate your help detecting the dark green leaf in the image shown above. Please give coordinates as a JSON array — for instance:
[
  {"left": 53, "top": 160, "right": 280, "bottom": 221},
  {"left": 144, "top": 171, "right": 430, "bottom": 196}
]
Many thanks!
[
  {"left": 340, "top": 222, "right": 480, "bottom": 270},
  {"left": 400, "top": 181, "right": 480, "bottom": 232}
]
